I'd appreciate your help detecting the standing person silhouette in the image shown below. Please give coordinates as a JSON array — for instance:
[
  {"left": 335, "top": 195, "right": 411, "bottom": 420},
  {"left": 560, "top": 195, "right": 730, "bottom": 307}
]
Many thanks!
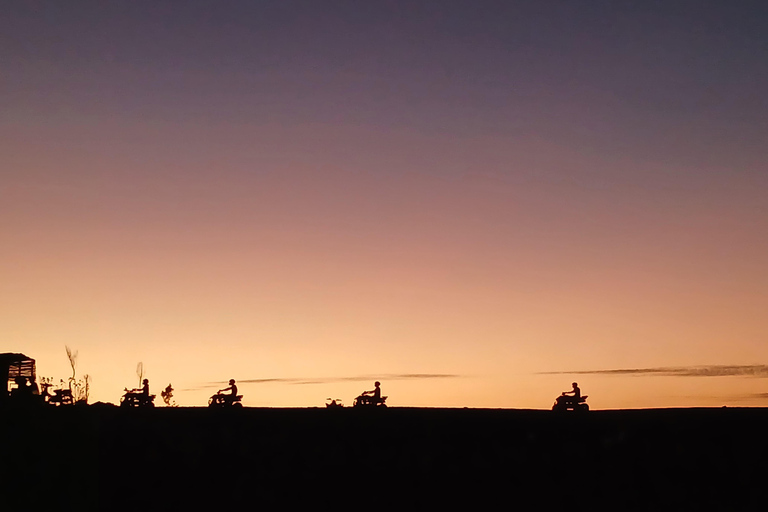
[{"left": 141, "top": 379, "right": 150, "bottom": 398}]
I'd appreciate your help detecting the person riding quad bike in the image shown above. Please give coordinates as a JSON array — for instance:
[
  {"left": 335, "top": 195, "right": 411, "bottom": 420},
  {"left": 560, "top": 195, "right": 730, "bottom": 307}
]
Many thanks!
[
  {"left": 353, "top": 381, "right": 387, "bottom": 408},
  {"left": 121, "top": 379, "right": 155, "bottom": 408},
  {"left": 209, "top": 379, "right": 243, "bottom": 408},
  {"left": 552, "top": 382, "right": 588, "bottom": 412}
]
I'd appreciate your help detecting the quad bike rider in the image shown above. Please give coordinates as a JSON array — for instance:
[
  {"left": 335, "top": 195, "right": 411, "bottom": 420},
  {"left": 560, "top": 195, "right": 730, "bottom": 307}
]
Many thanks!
[
  {"left": 552, "top": 382, "right": 588, "bottom": 412},
  {"left": 121, "top": 378, "right": 156, "bottom": 408},
  {"left": 353, "top": 381, "right": 387, "bottom": 408},
  {"left": 209, "top": 379, "right": 243, "bottom": 408}
]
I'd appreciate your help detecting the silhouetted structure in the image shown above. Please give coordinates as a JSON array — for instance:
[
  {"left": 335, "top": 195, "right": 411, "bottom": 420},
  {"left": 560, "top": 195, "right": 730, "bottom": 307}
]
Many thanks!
[
  {"left": 353, "top": 381, "right": 387, "bottom": 407},
  {"left": 1, "top": 353, "right": 37, "bottom": 405}
]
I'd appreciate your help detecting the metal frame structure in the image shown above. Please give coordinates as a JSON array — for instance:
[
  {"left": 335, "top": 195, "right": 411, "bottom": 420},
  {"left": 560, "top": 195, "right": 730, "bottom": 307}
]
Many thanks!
[{"left": 1, "top": 352, "right": 37, "bottom": 399}]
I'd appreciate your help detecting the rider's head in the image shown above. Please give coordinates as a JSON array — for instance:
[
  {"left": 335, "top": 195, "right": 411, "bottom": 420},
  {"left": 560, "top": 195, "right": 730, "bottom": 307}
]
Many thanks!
[
  {"left": 229, "top": 379, "right": 235, "bottom": 385},
  {"left": 374, "top": 381, "right": 380, "bottom": 387},
  {"left": 143, "top": 379, "right": 149, "bottom": 384},
  {"left": 572, "top": 382, "right": 578, "bottom": 388}
]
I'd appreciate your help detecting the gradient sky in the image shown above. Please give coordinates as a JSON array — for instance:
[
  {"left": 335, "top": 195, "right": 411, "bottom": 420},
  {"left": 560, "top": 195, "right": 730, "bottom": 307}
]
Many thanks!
[{"left": 2, "top": 1, "right": 768, "bottom": 408}]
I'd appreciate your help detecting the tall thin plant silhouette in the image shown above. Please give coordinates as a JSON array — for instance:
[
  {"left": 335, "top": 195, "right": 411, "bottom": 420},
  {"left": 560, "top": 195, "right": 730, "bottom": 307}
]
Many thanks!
[
  {"left": 136, "top": 362, "right": 144, "bottom": 389},
  {"left": 64, "top": 346, "right": 90, "bottom": 403}
]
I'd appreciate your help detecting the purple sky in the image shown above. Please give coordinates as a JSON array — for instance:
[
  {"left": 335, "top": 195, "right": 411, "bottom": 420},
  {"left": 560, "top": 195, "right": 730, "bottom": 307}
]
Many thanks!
[{"left": 5, "top": 1, "right": 767, "bottom": 151}]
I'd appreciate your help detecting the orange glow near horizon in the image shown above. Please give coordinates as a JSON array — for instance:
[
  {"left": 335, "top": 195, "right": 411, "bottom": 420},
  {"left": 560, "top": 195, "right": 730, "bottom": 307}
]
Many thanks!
[
  {"left": 3, "top": 3, "right": 768, "bottom": 410},
  {"left": 4, "top": 123, "right": 767, "bottom": 409}
]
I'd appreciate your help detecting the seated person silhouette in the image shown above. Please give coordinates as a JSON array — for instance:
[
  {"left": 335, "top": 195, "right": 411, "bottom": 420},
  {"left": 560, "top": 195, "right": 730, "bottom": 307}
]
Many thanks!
[
  {"left": 11, "top": 377, "right": 33, "bottom": 401},
  {"left": 41, "top": 380, "right": 54, "bottom": 399},
  {"left": 127, "top": 378, "right": 151, "bottom": 404},
  {"left": 562, "top": 382, "right": 581, "bottom": 403},
  {"left": 361, "top": 381, "right": 383, "bottom": 405},
  {"left": 218, "top": 379, "right": 238, "bottom": 403}
]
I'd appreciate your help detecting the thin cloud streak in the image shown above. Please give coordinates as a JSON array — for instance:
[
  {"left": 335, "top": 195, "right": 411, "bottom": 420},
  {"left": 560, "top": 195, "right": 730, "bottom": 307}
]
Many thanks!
[
  {"left": 288, "top": 374, "right": 461, "bottom": 386},
  {"left": 196, "top": 373, "right": 462, "bottom": 389},
  {"left": 711, "top": 393, "right": 768, "bottom": 405},
  {"left": 540, "top": 365, "right": 768, "bottom": 378}
]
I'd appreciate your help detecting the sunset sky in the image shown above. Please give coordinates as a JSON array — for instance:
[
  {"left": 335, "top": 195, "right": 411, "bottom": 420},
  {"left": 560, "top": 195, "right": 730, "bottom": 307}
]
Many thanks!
[{"left": 3, "top": 1, "right": 767, "bottom": 409}]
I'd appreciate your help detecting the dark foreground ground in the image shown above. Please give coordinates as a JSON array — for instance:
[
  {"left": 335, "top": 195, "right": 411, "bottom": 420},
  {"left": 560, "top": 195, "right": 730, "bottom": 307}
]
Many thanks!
[{"left": 2, "top": 406, "right": 767, "bottom": 510}]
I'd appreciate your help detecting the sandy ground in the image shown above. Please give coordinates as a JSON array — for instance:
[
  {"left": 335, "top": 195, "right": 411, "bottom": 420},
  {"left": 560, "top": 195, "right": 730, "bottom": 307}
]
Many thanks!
[{"left": 1, "top": 406, "right": 765, "bottom": 510}]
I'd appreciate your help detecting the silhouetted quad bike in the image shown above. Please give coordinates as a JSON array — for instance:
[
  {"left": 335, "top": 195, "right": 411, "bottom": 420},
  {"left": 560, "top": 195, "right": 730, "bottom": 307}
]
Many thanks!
[
  {"left": 120, "top": 390, "right": 156, "bottom": 408},
  {"left": 552, "top": 395, "right": 589, "bottom": 412},
  {"left": 352, "top": 395, "right": 387, "bottom": 408},
  {"left": 43, "top": 388, "right": 74, "bottom": 406},
  {"left": 208, "top": 392, "right": 243, "bottom": 408}
]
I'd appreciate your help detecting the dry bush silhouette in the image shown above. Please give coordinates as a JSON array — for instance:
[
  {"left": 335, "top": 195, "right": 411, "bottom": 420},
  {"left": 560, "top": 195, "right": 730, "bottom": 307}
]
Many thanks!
[
  {"left": 65, "top": 346, "right": 90, "bottom": 404},
  {"left": 161, "top": 383, "right": 176, "bottom": 407}
]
